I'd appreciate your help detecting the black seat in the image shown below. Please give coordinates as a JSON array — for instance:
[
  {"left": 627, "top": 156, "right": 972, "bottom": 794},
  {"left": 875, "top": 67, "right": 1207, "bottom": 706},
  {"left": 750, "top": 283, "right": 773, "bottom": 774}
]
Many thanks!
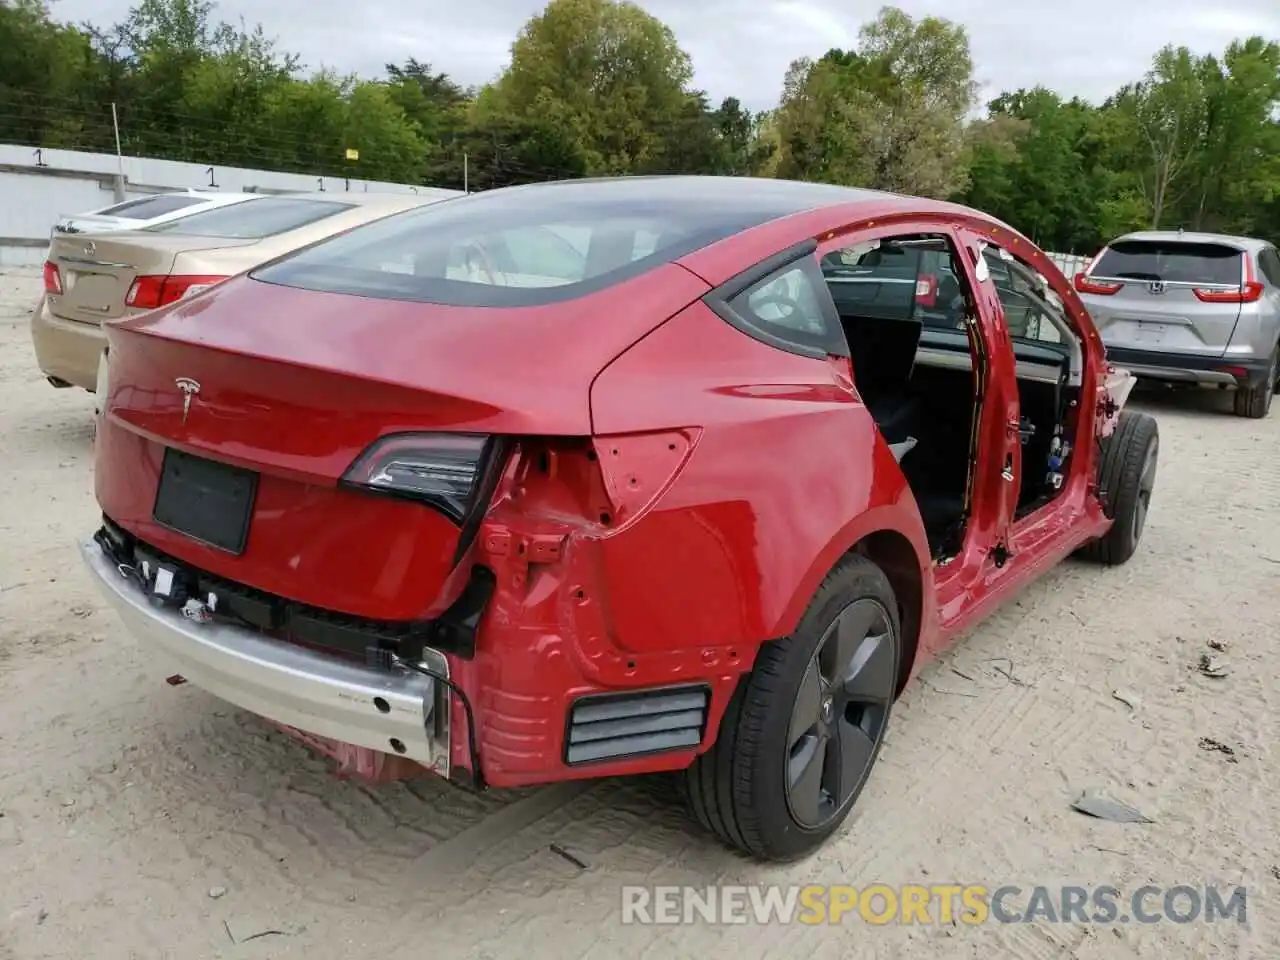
[
  {"left": 867, "top": 395, "right": 920, "bottom": 443},
  {"left": 842, "top": 315, "right": 924, "bottom": 444}
]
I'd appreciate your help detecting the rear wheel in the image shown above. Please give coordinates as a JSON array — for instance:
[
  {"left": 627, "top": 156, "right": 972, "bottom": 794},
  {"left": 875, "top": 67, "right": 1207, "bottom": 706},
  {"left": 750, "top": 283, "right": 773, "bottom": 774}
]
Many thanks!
[
  {"left": 1077, "top": 410, "right": 1159, "bottom": 565},
  {"left": 1232, "top": 347, "right": 1276, "bottom": 419},
  {"left": 683, "top": 555, "right": 900, "bottom": 861}
]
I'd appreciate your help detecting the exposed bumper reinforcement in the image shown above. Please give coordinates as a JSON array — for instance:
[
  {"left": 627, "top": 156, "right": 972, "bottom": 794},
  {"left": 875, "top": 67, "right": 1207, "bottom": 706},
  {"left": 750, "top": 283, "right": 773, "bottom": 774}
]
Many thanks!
[{"left": 79, "top": 537, "right": 446, "bottom": 772}]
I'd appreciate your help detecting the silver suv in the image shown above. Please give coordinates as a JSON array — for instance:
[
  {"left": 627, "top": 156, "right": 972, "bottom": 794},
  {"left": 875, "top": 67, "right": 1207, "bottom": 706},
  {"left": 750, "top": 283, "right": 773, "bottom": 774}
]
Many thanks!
[{"left": 1074, "top": 230, "right": 1280, "bottom": 418}]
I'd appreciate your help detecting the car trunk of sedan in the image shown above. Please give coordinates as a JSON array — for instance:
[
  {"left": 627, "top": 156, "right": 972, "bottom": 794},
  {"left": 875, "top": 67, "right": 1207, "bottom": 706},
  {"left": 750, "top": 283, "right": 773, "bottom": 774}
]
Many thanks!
[{"left": 45, "top": 232, "right": 255, "bottom": 325}]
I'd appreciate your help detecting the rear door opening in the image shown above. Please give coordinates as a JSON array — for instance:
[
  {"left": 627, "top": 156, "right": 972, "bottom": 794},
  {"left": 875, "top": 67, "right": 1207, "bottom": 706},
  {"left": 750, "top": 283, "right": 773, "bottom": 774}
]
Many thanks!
[{"left": 818, "top": 234, "right": 987, "bottom": 561}]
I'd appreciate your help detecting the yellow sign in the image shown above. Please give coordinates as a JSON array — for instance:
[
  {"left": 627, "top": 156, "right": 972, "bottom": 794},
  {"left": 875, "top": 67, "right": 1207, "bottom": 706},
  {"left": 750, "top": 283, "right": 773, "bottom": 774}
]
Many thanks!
[{"left": 344, "top": 148, "right": 359, "bottom": 161}]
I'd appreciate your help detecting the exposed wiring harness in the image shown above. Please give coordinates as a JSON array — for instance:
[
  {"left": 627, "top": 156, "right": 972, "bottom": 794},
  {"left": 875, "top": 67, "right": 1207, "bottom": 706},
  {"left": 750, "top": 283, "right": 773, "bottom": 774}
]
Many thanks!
[
  {"left": 391, "top": 654, "right": 486, "bottom": 791},
  {"left": 93, "top": 528, "right": 488, "bottom": 790}
]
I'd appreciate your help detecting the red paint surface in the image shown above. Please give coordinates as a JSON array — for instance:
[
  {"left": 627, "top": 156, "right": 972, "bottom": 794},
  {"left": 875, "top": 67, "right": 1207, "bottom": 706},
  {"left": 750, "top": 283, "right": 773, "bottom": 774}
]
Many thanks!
[{"left": 94, "top": 192, "right": 1121, "bottom": 788}]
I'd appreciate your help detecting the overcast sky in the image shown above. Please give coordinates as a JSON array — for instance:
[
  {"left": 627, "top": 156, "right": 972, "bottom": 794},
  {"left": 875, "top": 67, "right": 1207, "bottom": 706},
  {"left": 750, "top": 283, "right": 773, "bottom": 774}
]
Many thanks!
[{"left": 52, "top": 0, "right": 1280, "bottom": 112}]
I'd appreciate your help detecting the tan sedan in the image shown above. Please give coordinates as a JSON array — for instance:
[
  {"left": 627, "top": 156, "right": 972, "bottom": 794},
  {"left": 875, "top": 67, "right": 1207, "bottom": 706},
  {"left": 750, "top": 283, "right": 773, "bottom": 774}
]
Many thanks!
[{"left": 32, "top": 189, "right": 460, "bottom": 392}]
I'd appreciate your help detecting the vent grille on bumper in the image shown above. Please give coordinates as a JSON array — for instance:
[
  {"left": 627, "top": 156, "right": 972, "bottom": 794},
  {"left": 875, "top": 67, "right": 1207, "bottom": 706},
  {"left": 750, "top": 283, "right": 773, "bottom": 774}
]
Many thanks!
[{"left": 564, "top": 685, "right": 710, "bottom": 765}]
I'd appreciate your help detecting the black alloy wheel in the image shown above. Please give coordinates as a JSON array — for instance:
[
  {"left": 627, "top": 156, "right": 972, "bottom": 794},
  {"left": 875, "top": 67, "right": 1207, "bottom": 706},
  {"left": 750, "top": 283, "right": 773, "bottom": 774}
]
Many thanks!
[
  {"left": 682, "top": 555, "right": 902, "bottom": 861},
  {"left": 784, "top": 598, "right": 896, "bottom": 829}
]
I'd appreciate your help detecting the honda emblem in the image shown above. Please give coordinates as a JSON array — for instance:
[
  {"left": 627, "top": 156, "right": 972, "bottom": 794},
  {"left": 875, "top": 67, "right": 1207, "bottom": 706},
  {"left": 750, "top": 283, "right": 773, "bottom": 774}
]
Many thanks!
[{"left": 1147, "top": 280, "right": 1167, "bottom": 295}]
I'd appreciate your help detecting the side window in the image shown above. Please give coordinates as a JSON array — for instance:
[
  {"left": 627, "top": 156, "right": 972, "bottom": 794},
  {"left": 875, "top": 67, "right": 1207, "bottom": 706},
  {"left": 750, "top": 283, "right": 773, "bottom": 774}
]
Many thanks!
[
  {"left": 1259, "top": 248, "right": 1280, "bottom": 287},
  {"left": 722, "top": 257, "right": 843, "bottom": 357},
  {"left": 980, "top": 245, "right": 1067, "bottom": 347},
  {"left": 820, "top": 236, "right": 972, "bottom": 331}
]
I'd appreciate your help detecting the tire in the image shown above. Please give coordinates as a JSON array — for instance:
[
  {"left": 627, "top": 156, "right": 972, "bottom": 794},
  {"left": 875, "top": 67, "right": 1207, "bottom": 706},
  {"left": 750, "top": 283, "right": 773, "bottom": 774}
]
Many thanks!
[
  {"left": 1076, "top": 410, "right": 1159, "bottom": 565},
  {"left": 1231, "top": 347, "right": 1276, "bottom": 419},
  {"left": 683, "top": 554, "right": 900, "bottom": 861}
]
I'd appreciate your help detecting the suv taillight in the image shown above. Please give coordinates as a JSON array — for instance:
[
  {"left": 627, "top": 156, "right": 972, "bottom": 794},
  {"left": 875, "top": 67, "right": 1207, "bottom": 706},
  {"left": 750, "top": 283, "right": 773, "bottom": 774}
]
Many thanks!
[
  {"left": 125, "top": 274, "right": 229, "bottom": 309},
  {"left": 1073, "top": 272, "right": 1122, "bottom": 295},
  {"left": 43, "top": 260, "right": 63, "bottom": 295},
  {"left": 1193, "top": 253, "right": 1264, "bottom": 303}
]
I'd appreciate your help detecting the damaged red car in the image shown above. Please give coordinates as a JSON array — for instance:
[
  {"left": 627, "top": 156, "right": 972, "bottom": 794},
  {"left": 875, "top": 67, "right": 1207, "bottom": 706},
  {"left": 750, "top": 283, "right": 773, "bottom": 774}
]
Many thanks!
[{"left": 83, "top": 176, "right": 1157, "bottom": 861}]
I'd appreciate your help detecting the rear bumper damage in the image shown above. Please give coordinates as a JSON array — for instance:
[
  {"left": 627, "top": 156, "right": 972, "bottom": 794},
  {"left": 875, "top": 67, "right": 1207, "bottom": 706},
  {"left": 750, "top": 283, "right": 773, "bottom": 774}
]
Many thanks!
[
  {"left": 79, "top": 536, "right": 452, "bottom": 779},
  {"left": 82, "top": 521, "right": 738, "bottom": 790}
]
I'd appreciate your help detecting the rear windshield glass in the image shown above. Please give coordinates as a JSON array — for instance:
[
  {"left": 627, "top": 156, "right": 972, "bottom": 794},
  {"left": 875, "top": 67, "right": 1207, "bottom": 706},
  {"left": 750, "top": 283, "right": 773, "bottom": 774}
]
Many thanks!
[
  {"left": 147, "top": 197, "right": 353, "bottom": 239},
  {"left": 251, "top": 187, "right": 787, "bottom": 307},
  {"left": 95, "top": 195, "right": 204, "bottom": 219},
  {"left": 1094, "top": 240, "right": 1243, "bottom": 285}
]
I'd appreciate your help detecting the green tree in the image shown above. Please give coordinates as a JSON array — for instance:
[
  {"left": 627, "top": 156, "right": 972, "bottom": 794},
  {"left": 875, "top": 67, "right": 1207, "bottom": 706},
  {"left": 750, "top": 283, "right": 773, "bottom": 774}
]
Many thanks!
[
  {"left": 257, "top": 71, "right": 347, "bottom": 175},
  {"left": 772, "top": 7, "right": 977, "bottom": 197},
  {"left": 487, "top": 0, "right": 693, "bottom": 175},
  {"left": 385, "top": 58, "right": 469, "bottom": 168},
  {"left": 341, "top": 80, "right": 429, "bottom": 182},
  {"left": 1123, "top": 45, "right": 1209, "bottom": 228},
  {"left": 959, "top": 89, "right": 1106, "bottom": 252},
  {"left": 0, "top": 0, "right": 104, "bottom": 149},
  {"left": 1185, "top": 38, "right": 1280, "bottom": 234}
]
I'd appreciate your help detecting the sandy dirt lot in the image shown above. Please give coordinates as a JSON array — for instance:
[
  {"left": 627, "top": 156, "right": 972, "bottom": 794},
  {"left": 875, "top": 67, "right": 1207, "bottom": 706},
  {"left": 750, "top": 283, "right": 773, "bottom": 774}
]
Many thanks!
[{"left": 1, "top": 267, "right": 1278, "bottom": 959}]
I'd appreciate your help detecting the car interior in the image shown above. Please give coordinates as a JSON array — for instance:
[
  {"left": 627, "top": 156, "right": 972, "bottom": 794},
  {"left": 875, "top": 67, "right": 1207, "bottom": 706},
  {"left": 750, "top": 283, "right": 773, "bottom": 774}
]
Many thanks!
[{"left": 820, "top": 235, "right": 1083, "bottom": 561}]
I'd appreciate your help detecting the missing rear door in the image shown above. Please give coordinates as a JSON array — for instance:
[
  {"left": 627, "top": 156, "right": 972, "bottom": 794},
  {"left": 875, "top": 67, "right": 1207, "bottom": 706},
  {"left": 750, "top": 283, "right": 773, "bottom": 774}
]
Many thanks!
[{"left": 819, "top": 233, "right": 985, "bottom": 561}]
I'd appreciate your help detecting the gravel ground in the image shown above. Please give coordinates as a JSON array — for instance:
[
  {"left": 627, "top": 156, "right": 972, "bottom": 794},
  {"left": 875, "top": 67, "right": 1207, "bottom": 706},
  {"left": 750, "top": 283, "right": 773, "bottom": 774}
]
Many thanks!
[{"left": 1, "top": 268, "right": 1278, "bottom": 959}]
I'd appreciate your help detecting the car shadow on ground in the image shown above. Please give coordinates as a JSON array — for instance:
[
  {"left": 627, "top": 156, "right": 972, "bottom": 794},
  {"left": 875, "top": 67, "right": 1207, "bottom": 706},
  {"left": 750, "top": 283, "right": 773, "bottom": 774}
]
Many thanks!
[{"left": 1125, "top": 382, "right": 1245, "bottom": 418}]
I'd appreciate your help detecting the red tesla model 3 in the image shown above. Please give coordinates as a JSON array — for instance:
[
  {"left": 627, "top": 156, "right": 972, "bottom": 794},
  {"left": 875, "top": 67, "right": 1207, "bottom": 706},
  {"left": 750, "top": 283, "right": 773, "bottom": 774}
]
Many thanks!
[{"left": 83, "top": 176, "right": 1157, "bottom": 860}]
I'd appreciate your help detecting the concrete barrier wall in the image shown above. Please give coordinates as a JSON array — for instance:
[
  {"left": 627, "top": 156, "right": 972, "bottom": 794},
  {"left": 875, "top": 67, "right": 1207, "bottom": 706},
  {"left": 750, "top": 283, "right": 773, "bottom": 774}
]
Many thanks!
[{"left": 0, "top": 144, "right": 429, "bottom": 267}]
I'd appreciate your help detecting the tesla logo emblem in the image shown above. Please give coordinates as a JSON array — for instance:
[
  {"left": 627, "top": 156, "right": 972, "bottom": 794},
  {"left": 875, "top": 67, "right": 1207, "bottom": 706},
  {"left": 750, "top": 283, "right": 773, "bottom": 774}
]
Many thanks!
[
  {"left": 175, "top": 378, "right": 201, "bottom": 423},
  {"left": 83, "top": 241, "right": 96, "bottom": 256},
  {"left": 1147, "top": 280, "right": 1167, "bottom": 295}
]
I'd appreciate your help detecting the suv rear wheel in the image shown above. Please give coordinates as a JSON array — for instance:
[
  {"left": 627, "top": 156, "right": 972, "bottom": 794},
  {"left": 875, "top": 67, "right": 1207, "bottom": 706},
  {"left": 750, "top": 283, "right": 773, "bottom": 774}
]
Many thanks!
[
  {"left": 1232, "top": 346, "right": 1276, "bottom": 419},
  {"left": 683, "top": 554, "right": 900, "bottom": 861}
]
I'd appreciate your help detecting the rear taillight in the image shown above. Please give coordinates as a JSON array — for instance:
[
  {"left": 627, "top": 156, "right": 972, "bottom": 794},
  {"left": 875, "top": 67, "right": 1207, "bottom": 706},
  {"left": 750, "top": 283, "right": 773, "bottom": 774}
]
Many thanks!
[
  {"left": 1193, "top": 253, "right": 1264, "bottom": 303},
  {"left": 1074, "top": 272, "right": 1122, "bottom": 295},
  {"left": 125, "top": 274, "right": 229, "bottom": 309},
  {"left": 342, "top": 433, "right": 497, "bottom": 523},
  {"left": 43, "top": 260, "right": 63, "bottom": 295},
  {"left": 915, "top": 274, "right": 938, "bottom": 307}
]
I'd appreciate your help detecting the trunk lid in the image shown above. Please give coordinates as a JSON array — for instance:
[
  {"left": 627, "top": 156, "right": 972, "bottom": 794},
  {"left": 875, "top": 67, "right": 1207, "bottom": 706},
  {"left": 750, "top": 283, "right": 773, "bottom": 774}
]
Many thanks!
[
  {"left": 95, "top": 266, "right": 709, "bottom": 619},
  {"left": 47, "top": 231, "right": 255, "bottom": 325},
  {"left": 1081, "top": 239, "right": 1246, "bottom": 356}
]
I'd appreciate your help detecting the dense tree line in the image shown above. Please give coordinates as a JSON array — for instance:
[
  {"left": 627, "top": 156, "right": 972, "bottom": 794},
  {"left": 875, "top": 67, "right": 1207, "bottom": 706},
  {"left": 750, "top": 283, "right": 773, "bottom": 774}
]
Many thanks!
[{"left": 2, "top": 0, "right": 1277, "bottom": 251}]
